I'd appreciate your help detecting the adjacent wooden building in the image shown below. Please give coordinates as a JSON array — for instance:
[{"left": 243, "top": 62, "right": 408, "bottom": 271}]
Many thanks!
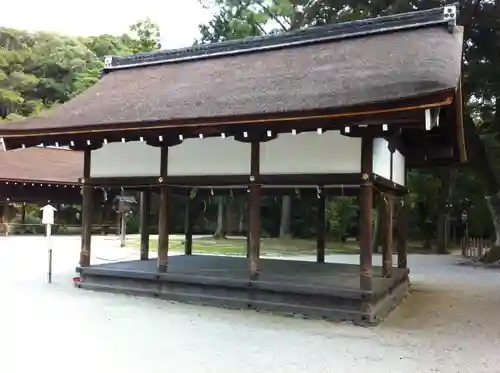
[
  {"left": 0, "top": 6, "right": 466, "bottom": 323},
  {"left": 0, "top": 147, "right": 83, "bottom": 203}
]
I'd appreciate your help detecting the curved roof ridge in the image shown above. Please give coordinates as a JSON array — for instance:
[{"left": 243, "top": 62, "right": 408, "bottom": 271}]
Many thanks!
[{"left": 103, "top": 6, "right": 457, "bottom": 73}]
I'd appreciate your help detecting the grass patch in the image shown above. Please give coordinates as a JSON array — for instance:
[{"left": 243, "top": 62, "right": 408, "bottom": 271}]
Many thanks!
[
  {"left": 129, "top": 237, "right": 459, "bottom": 256},
  {"left": 131, "top": 237, "right": 359, "bottom": 257}
]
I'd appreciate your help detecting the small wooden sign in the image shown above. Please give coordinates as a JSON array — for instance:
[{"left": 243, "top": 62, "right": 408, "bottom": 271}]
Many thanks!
[{"left": 41, "top": 204, "right": 57, "bottom": 225}]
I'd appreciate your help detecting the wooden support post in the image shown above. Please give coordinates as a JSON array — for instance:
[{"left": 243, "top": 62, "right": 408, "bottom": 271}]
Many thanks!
[
  {"left": 157, "top": 146, "right": 170, "bottom": 272},
  {"left": 245, "top": 195, "right": 250, "bottom": 258},
  {"left": 360, "top": 137, "right": 373, "bottom": 290},
  {"left": 316, "top": 191, "right": 326, "bottom": 263},
  {"left": 79, "top": 148, "right": 93, "bottom": 267},
  {"left": 1, "top": 199, "right": 8, "bottom": 236},
  {"left": 380, "top": 193, "right": 393, "bottom": 277},
  {"left": 248, "top": 140, "right": 261, "bottom": 279},
  {"left": 246, "top": 206, "right": 250, "bottom": 258},
  {"left": 139, "top": 190, "right": 150, "bottom": 260},
  {"left": 184, "top": 195, "right": 193, "bottom": 255},
  {"left": 397, "top": 194, "right": 409, "bottom": 269},
  {"left": 21, "top": 202, "right": 26, "bottom": 225}
]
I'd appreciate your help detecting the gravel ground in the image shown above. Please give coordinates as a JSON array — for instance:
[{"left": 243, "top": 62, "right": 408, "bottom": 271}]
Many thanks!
[{"left": 1, "top": 235, "right": 500, "bottom": 373}]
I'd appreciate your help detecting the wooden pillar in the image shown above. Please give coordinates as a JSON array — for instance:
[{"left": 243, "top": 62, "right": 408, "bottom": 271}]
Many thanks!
[
  {"left": 397, "top": 194, "right": 409, "bottom": 269},
  {"left": 359, "top": 137, "right": 373, "bottom": 290},
  {"left": 245, "top": 195, "right": 250, "bottom": 258},
  {"left": 157, "top": 145, "right": 170, "bottom": 272},
  {"left": 79, "top": 148, "right": 93, "bottom": 267},
  {"left": 2, "top": 199, "right": 8, "bottom": 236},
  {"left": 380, "top": 193, "right": 394, "bottom": 277},
  {"left": 184, "top": 195, "right": 193, "bottom": 255},
  {"left": 246, "top": 202, "right": 250, "bottom": 258},
  {"left": 316, "top": 190, "right": 326, "bottom": 263},
  {"left": 2, "top": 199, "right": 8, "bottom": 220},
  {"left": 248, "top": 140, "right": 261, "bottom": 279},
  {"left": 139, "top": 190, "right": 151, "bottom": 260},
  {"left": 21, "top": 202, "right": 26, "bottom": 225}
]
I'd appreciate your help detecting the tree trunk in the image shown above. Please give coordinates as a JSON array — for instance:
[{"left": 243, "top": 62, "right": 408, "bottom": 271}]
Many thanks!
[
  {"left": 279, "top": 195, "right": 292, "bottom": 238},
  {"left": 462, "top": 112, "right": 500, "bottom": 261},
  {"left": 422, "top": 221, "right": 433, "bottom": 251},
  {"left": 120, "top": 212, "right": 126, "bottom": 247},
  {"left": 486, "top": 194, "right": 500, "bottom": 246},
  {"left": 213, "top": 197, "right": 226, "bottom": 239},
  {"left": 224, "top": 197, "right": 233, "bottom": 235},
  {"left": 21, "top": 202, "right": 26, "bottom": 225},
  {"left": 437, "top": 169, "right": 457, "bottom": 254},
  {"left": 238, "top": 197, "right": 245, "bottom": 233}
]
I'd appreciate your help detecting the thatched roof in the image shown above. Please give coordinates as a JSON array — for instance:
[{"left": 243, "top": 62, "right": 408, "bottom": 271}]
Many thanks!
[
  {"left": 0, "top": 6, "right": 464, "bottom": 151},
  {"left": 0, "top": 147, "right": 82, "bottom": 184}
]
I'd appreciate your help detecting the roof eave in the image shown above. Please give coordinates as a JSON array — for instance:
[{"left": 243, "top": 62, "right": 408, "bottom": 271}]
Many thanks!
[{"left": 0, "top": 89, "right": 456, "bottom": 151}]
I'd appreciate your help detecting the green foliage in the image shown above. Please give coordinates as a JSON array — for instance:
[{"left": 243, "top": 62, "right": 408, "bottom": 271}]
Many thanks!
[
  {"left": 126, "top": 213, "right": 141, "bottom": 234},
  {"left": 129, "top": 19, "right": 161, "bottom": 53},
  {"left": 326, "top": 197, "right": 358, "bottom": 241},
  {"left": 0, "top": 1, "right": 499, "bottom": 246},
  {"left": 11, "top": 212, "right": 44, "bottom": 235},
  {"left": 0, "top": 18, "right": 160, "bottom": 120},
  {"left": 196, "top": 0, "right": 500, "bottom": 243}
]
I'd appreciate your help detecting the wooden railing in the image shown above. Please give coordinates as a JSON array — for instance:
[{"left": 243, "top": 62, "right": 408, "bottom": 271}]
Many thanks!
[{"left": 461, "top": 237, "right": 492, "bottom": 259}]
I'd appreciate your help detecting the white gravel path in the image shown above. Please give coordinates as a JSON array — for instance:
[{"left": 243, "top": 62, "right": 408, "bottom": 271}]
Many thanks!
[{"left": 1, "top": 235, "right": 500, "bottom": 373}]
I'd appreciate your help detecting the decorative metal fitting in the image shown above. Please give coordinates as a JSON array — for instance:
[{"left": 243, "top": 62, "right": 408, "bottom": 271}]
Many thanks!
[
  {"left": 81, "top": 178, "right": 85, "bottom": 184},
  {"left": 104, "top": 56, "right": 113, "bottom": 68},
  {"left": 316, "top": 186, "right": 322, "bottom": 199},
  {"left": 444, "top": 5, "right": 457, "bottom": 31},
  {"left": 361, "top": 173, "right": 369, "bottom": 180},
  {"left": 249, "top": 175, "right": 255, "bottom": 182},
  {"left": 158, "top": 177, "right": 163, "bottom": 183}
]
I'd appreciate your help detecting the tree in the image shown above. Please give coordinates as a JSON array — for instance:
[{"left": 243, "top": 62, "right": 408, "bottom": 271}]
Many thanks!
[
  {"left": 197, "top": 0, "right": 500, "bottom": 254},
  {"left": 129, "top": 19, "right": 162, "bottom": 53}
]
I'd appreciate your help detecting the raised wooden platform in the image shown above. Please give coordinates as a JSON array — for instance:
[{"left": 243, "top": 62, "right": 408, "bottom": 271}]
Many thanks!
[{"left": 76, "top": 255, "right": 409, "bottom": 324}]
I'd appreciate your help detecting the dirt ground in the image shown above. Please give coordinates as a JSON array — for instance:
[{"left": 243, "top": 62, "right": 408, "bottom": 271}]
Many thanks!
[{"left": 1, "top": 235, "right": 499, "bottom": 373}]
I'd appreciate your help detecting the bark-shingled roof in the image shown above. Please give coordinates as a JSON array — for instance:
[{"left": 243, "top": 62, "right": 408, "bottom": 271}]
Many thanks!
[
  {"left": 0, "top": 147, "right": 82, "bottom": 184},
  {"left": 0, "top": 25, "right": 463, "bottom": 139}
]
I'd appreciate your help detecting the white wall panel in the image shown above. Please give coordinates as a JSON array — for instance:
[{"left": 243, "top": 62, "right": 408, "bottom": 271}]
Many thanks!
[
  {"left": 168, "top": 137, "right": 250, "bottom": 176},
  {"left": 91, "top": 141, "right": 161, "bottom": 177},
  {"left": 392, "top": 149, "right": 406, "bottom": 186},
  {"left": 260, "top": 131, "right": 362, "bottom": 174},
  {"left": 91, "top": 131, "right": 364, "bottom": 178},
  {"left": 372, "top": 138, "right": 392, "bottom": 180}
]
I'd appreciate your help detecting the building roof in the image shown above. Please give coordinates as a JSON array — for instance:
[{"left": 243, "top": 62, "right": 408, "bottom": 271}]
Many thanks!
[
  {"left": 0, "top": 147, "right": 82, "bottom": 184},
  {"left": 0, "top": 6, "right": 464, "bottom": 159}
]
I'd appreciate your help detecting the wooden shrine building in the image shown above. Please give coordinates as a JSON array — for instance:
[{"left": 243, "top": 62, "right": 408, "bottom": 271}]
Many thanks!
[
  {"left": 0, "top": 147, "right": 83, "bottom": 204},
  {"left": 0, "top": 146, "right": 112, "bottom": 234},
  {"left": 0, "top": 6, "right": 465, "bottom": 323}
]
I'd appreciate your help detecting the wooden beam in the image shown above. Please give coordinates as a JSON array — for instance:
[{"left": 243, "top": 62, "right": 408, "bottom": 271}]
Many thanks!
[
  {"left": 380, "top": 193, "right": 394, "bottom": 277},
  {"left": 404, "top": 145, "right": 455, "bottom": 160},
  {"left": 359, "top": 137, "right": 373, "bottom": 290},
  {"left": 316, "top": 191, "right": 326, "bottom": 263},
  {"left": 139, "top": 190, "right": 151, "bottom": 260},
  {"left": 157, "top": 146, "right": 170, "bottom": 272},
  {"left": 79, "top": 148, "right": 93, "bottom": 267},
  {"left": 248, "top": 140, "right": 261, "bottom": 279}
]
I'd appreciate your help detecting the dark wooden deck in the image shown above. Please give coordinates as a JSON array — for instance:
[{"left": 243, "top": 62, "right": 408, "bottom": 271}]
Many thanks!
[{"left": 76, "top": 255, "right": 409, "bottom": 324}]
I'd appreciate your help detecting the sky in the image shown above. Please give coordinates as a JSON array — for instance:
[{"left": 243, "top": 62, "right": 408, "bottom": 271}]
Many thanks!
[{"left": 2, "top": 0, "right": 214, "bottom": 49}]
